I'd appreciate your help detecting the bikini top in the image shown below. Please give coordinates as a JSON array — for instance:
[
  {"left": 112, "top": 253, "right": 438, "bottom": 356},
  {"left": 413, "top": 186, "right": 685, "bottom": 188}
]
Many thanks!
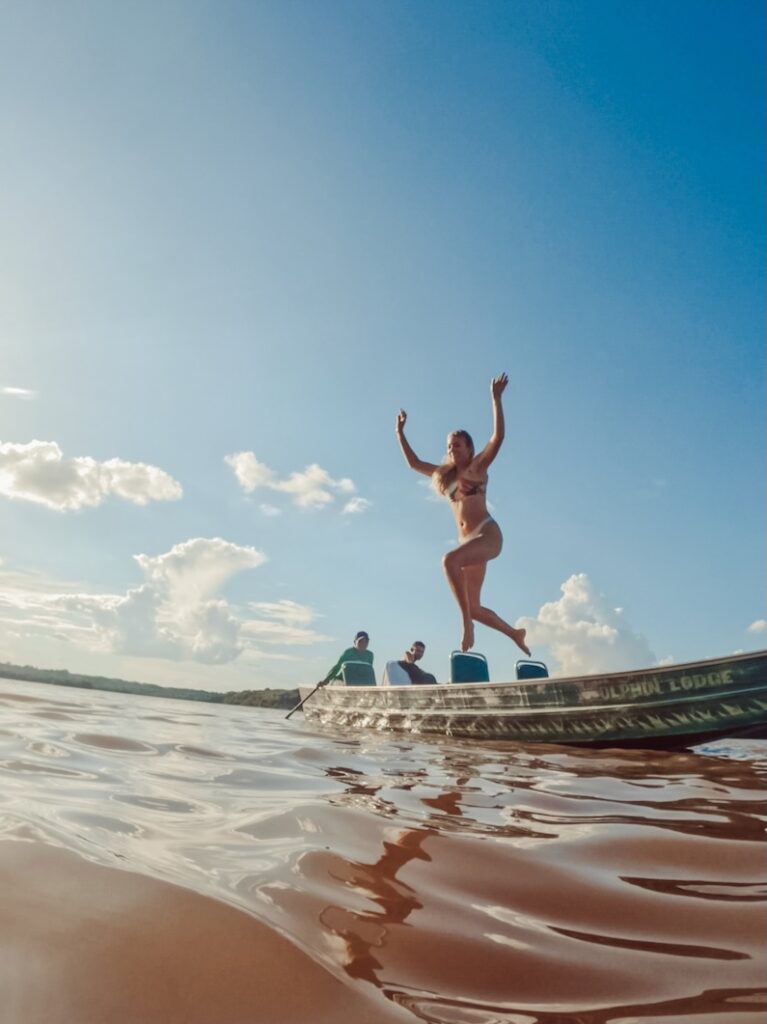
[{"left": 446, "top": 476, "right": 487, "bottom": 503}]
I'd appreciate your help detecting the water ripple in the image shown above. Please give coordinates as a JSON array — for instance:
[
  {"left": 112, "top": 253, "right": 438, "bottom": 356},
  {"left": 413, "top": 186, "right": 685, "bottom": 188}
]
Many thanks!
[{"left": 1, "top": 678, "right": 765, "bottom": 1023}]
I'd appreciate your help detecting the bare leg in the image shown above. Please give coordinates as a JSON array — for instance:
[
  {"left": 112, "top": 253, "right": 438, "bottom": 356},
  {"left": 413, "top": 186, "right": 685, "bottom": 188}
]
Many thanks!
[
  {"left": 443, "top": 529, "right": 502, "bottom": 652},
  {"left": 474, "top": 607, "right": 530, "bottom": 657},
  {"left": 463, "top": 562, "right": 531, "bottom": 657},
  {"left": 442, "top": 549, "right": 474, "bottom": 651}
]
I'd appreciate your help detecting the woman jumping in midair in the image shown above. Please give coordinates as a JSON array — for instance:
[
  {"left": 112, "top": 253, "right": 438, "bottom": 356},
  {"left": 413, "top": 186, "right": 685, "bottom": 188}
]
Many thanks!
[{"left": 396, "top": 372, "right": 530, "bottom": 656}]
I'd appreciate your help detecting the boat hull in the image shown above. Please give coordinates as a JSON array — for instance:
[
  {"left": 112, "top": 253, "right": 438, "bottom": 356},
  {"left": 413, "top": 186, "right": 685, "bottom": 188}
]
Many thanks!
[{"left": 298, "top": 650, "right": 767, "bottom": 747}]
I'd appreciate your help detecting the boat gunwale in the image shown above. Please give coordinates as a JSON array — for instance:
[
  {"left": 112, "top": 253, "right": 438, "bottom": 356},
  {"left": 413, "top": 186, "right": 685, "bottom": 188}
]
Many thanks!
[
  {"left": 302, "top": 684, "right": 767, "bottom": 719},
  {"left": 308, "top": 649, "right": 767, "bottom": 697}
]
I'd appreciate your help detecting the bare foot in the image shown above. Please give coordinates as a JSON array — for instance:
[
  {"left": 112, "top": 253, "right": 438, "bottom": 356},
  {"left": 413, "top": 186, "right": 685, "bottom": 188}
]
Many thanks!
[
  {"left": 511, "top": 628, "right": 530, "bottom": 657},
  {"left": 461, "top": 621, "right": 475, "bottom": 652}
]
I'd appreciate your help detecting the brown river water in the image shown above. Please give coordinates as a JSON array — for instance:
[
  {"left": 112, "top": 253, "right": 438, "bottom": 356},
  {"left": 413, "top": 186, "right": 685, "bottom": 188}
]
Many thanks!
[{"left": 1, "top": 678, "right": 765, "bottom": 1024}]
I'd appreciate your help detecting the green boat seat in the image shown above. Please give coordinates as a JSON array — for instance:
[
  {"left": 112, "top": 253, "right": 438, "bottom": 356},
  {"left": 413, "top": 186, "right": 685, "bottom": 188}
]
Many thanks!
[
  {"left": 341, "top": 660, "right": 377, "bottom": 686},
  {"left": 450, "top": 651, "right": 490, "bottom": 684},
  {"left": 515, "top": 660, "right": 549, "bottom": 680}
]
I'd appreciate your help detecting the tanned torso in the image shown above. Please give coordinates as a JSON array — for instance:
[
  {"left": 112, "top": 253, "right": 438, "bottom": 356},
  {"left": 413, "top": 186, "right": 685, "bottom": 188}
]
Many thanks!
[{"left": 448, "top": 468, "right": 490, "bottom": 537}]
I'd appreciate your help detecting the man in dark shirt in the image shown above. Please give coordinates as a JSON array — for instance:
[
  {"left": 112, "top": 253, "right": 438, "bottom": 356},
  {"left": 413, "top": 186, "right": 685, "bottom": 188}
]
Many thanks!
[{"left": 397, "top": 641, "right": 436, "bottom": 684}]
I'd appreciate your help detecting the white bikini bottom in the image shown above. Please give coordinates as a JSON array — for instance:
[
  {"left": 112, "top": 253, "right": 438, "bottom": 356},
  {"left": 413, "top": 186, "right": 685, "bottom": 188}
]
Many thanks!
[{"left": 460, "top": 516, "right": 496, "bottom": 545}]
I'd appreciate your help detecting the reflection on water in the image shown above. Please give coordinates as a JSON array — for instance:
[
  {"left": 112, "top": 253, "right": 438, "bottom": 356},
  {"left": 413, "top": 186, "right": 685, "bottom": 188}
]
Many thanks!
[{"left": 1, "top": 678, "right": 765, "bottom": 1024}]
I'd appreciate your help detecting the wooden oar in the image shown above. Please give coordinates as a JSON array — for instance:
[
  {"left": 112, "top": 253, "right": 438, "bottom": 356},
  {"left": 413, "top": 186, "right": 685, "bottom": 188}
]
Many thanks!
[{"left": 285, "top": 681, "right": 325, "bottom": 720}]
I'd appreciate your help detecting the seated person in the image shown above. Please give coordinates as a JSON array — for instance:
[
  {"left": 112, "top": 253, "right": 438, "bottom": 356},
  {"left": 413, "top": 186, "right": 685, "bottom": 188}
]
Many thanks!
[
  {"left": 321, "top": 630, "right": 374, "bottom": 684},
  {"left": 397, "top": 641, "right": 436, "bottom": 684}
]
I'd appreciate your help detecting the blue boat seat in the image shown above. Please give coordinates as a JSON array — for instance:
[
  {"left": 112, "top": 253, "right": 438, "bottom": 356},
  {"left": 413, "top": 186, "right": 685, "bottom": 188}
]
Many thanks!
[
  {"left": 450, "top": 651, "right": 490, "bottom": 684},
  {"left": 515, "top": 660, "right": 549, "bottom": 681},
  {"left": 341, "top": 660, "right": 377, "bottom": 686}
]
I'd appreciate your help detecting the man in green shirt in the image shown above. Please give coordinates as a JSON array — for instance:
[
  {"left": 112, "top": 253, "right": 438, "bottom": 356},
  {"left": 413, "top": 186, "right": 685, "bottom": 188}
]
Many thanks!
[{"left": 321, "top": 630, "right": 374, "bottom": 684}]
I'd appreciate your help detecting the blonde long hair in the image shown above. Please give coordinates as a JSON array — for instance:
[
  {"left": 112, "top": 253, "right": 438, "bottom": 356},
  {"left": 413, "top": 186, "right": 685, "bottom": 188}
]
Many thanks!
[{"left": 432, "top": 429, "right": 474, "bottom": 496}]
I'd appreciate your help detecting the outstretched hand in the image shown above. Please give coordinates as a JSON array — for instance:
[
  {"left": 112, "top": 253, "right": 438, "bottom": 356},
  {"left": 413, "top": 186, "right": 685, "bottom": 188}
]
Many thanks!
[
  {"left": 491, "top": 373, "right": 508, "bottom": 399},
  {"left": 396, "top": 409, "right": 407, "bottom": 434}
]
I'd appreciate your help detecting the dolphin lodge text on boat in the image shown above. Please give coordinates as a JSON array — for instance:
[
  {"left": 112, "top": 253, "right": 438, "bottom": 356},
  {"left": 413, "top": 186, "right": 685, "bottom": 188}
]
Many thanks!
[{"left": 297, "top": 649, "right": 767, "bottom": 748}]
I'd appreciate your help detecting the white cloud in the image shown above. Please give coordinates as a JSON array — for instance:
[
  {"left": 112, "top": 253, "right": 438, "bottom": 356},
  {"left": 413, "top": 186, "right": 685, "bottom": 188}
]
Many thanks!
[
  {"left": 0, "top": 542, "right": 331, "bottom": 665},
  {"left": 274, "top": 464, "right": 355, "bottom": 509},
  {"left": 0, "top": 540, "right": 265, "bottom": 664},
  {"left": 225, "top": 452, "right": 275, "bottom": 491},
  {"left": 0, "top": 440, "right": 182, "bottom": 511},
  {"left": 225, "top": 451, "right": 365, "bottom": 512},
  {"left": 241, "top": 619, "right": 333, "bottom": 645},
  {"left": 517, "top": 573, "right": 655, "bottom": 676},
  {"left": 259, "top": 503, "right": 282, "bottom": 517},
  {"left": 239, "top": 647, "right": 301, "bottom": 663},
  {"left": 135, "top": 537, "right": 266, "bottom": 606},
  {"left": 0, "top": 584, "right": 127, "bottom": 653},
  {"left": 183, "top": 598, "right": 244, "bottom": 664},
  {"left": 120, "top": 538, "right": 267, "bottom": 664},
  {"left": 249, "top": 600, "right": 317, "bottom": 626},
  {"left": 243, "top": 599, "right": 332, "bottom": 646},
  {"left": 2, "top": 387, "right": 38, "bottom": 400},
  {"left": 342, "top": 497, "right": 372, "bottom": 515},
  {"left": 747, "top": 619, "right": 767, "bottom": 634}
]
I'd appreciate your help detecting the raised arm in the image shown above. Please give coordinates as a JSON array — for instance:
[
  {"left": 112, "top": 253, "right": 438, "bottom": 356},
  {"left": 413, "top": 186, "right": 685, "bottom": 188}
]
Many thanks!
[
  {"left": 475, "top": 373, "right": 508, "bottom": 468},
  {"left": 396, "top": 410, "right": 439, "bottom": 477}
]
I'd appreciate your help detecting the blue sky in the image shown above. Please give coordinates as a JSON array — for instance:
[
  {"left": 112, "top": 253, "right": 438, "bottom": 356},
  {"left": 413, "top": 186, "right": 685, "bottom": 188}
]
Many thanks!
[{"left": 1, "top": 0, "right": 764, "bottom": 691}]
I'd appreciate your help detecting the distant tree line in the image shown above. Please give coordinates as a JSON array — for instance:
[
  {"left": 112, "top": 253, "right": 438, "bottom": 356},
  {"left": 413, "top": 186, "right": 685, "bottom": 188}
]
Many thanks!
[{"left": 0, "top": 661, "right": 299, "bottom": 710}]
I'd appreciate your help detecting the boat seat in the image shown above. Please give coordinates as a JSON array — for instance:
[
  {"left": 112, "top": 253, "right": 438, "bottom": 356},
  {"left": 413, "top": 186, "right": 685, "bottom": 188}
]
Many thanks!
[
  {"left": 340, "top": 660, "right": 377, "bottom": 686},
  {"left": 382, "top": 661, "right": 411, "bottom": 686},
  {"left": 449, "top": 651, "right": 490, "bottom": 684},
  {"left": 515, "top": 660, "right": 549, "bottom": 680}
]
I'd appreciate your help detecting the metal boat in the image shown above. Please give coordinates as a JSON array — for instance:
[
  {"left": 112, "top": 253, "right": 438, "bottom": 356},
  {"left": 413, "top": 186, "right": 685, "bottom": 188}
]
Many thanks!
[{"left": 297, "top": 649, "right": 767, "bottom": 747}]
